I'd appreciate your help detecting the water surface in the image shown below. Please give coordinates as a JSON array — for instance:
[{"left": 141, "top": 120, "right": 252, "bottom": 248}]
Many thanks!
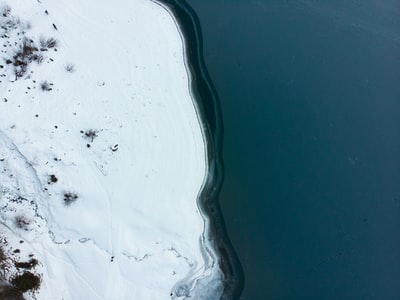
[{"left": 186, "top": 0, "right": 400, "bottom": 299}]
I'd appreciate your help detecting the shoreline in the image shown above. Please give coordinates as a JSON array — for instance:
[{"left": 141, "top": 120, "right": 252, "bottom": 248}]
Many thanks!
[{"left": 153, "top": 0, "right": 244, "bottom": 298}]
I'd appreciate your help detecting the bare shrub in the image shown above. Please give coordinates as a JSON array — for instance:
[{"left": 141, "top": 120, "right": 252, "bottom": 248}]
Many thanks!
[
  {"left": 65, "top": 63, "right": 75, "bottom": 73},
  {"left": 49, "top": 174, "right": 58, "bottom": 183},
  {"left": 82, "top": 129, "right": 98, "bottom": 142},
  {"left": 1, "top": 14, "right": 21, "bottom": 33},
  {"left": 35, "top": 52, "right": 44, "bottom": 64},
  {"left": 63, "top": 192, "right": 78, "bottom": 206},
  {"left": 11, "top": 38, "right": 45, "bottom": 79},
  {"left": 14, "top": 215, "right": 30, "bottom": 231},
  {"left": 39, "top": 36, "right": 58, "bottom": 49},
  {"left": 40, "top": 81, "right": 52, "bottom": 91},
  {"left": 15, "top": 38, "right": 39, "bottom": 62},
  {"left": 14, "top": 258, "right": 38, "bottom": 270},
  {"left": 1, "top": 5, "right": 11, "bottom": 18}
]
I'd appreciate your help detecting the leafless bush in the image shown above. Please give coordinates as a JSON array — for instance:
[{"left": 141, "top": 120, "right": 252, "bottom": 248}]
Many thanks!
[
  {"left": 39, "top": 36, "right": 58, "bottom": 49},
  {"left": 12, "top": 38, "right": 43, "bottom": 79},
  {"left": 0, "top": 6, "right": 21, "bottom": 33},
  {"left": 1, "top": 5, "right": 11, "bottom": 18},
  {"left": 65, "top": 63, "right": 75, "bottom": 73},
  {"left": 14, "top": 215, "right": 30, "bottom": 231},
  {"left": 49, "top": 174, "right": 58, "bottom": 183},
  {"left": 82, "top": 129, "right": 98, "bottom": 142},
  {"left": 15, "top": 258, "right": 38, "bottom": 270},
  {"left": 40, "top": 81, "right": 52, "bottom": 91},
  {"left": 63, "top": 192, "right": 78, "bottom": 206}
]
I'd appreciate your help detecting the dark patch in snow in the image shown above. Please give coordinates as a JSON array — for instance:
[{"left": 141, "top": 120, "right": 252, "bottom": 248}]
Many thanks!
[{"left": 63, "top": 192, "right": 78, "bottom": 205}]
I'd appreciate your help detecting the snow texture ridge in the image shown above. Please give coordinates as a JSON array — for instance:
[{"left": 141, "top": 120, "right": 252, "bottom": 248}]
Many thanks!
[{"left": 0, "top": 0, "right": 222, "bottom": 299}]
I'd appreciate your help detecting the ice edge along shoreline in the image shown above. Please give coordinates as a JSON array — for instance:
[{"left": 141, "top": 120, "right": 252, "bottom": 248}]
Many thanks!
[
  {"left": 151, "top": 0, "right": 220, "bottom": 296},
  {"left": 152, "top": 1, "right": 244, "bottom": 299}
]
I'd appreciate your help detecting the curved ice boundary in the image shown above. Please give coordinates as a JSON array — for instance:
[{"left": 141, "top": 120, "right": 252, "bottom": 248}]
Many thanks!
[{"left": 153, "top": 1, "right": 244, "bottom": 299}]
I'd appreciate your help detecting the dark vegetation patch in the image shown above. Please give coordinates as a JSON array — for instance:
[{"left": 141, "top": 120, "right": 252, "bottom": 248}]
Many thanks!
[
  {"left": 14, "top": 215, "right": 30, "bottom": 231},
  {"left": 0, "top": 285, "right": 24, "bottom": 300},
  {"left": 39, "top": 80, "right": 52, "bottom": 91},
  {"left": 64, "top": 192, "right": 78, "bottom": 205},
  {"left": 49, "top": 174, "right": 58, "bottom": 183},
  {"left": 39, "top": 36, "right": 57, "bottom": 50},
  {"left": 1, "top": 6, "right": 58, "bottom": 80},
  {"left": 0, "top": 245, "right": 6, "bottom": 267},
  {"left": 10, "top": 271, "right": 40, "bottom": 293},
  {"left": 1, "top": 236, "right": 41, "bottom": 296},
  {"left": 0, "top": 245, "right": 5, "bottom": 258},
  {"left": 12, "top": 38, "right": 42, "bottom": 79},
  {"left": 81, "top": 129, "right": 98, "bottom": 142},
  {"left": 14, "top": 258, "right": 38, "bottom": 270}
]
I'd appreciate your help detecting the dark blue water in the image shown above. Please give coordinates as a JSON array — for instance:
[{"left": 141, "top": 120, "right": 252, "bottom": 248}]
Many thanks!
[{"left": 184, "top": 1, "right": 400, "bottom": 299}]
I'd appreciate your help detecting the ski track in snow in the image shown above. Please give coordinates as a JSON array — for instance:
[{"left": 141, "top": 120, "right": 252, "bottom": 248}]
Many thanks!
[{"left": 0, "top": 0, "right": 223, "bottom": 299}]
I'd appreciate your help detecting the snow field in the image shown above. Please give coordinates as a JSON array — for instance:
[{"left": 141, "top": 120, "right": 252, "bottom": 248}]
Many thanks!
[{"left": 0, "top": 0, "right": 221, "bottom": 299}]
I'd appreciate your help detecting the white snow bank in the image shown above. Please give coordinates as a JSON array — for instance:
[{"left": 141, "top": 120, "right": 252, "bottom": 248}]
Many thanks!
[{"left": 0, "top": 0, "right": 222, "bottom": 299}]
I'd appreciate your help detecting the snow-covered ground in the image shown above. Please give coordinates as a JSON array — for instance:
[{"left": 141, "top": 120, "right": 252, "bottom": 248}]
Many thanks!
[{"left": 0, "top": 0, "right": 222, "bottom": 299}]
